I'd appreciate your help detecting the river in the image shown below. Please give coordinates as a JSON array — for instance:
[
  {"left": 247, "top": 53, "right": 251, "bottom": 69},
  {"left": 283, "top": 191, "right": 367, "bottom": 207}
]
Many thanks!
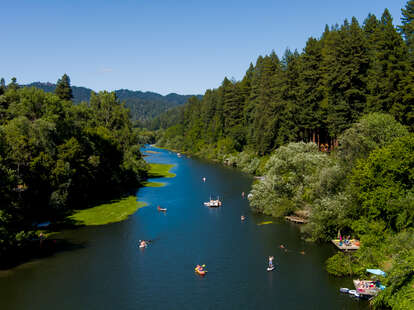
[{"left": 0, "top": 145, "right": 367, "bottom": 310}]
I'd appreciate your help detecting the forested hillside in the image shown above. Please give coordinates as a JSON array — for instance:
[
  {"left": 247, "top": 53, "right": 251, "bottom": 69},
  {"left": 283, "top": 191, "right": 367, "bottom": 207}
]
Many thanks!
[
  {"left": 155, "top": 8, "right": 413, "bottom": 156},
  {"left": 154, "top": 3, "right": 414, "bottom": 309},
  {"left": 0, "top": 77, "right": 148, "bottom": 267},
  {"left": 28, "top": 82, "right": 201, "bottom": 122}
]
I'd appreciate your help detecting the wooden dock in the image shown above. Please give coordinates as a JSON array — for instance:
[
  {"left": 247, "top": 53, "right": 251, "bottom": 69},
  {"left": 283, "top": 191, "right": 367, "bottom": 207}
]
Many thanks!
[
  {"left": 285, "top": 216, "right": 308, "bottom": 224},
  {"left": 331, "top": 239, "right": 360, "bottom": 251}
]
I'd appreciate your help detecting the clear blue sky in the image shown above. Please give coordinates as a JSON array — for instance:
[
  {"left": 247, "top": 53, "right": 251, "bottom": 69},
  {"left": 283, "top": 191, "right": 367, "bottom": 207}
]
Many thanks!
[{"left": 0, "top": 0, "right": 408, "bottom": 95}]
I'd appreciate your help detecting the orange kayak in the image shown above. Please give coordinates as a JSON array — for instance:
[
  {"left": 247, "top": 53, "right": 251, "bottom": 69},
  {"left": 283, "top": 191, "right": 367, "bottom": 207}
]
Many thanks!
[{"left": 195, "top": 269, "right": 207, "bottom": 276}]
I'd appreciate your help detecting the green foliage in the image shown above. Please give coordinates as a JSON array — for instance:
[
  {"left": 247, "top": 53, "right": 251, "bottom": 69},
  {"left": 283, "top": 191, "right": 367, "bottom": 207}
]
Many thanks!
[
  {"left": 350, "top": 134, "right": 414, "bottom": 231},
  {"left": 0, "top": 85, "right": 148, "bottom": 265},
  {"left": 249, "top": 142, "right": 334, "bottom": 216},
  {"left": 338, "top": 113, "right": 409, "bottom": 167},
  {"left": 326, "top": 252, "right": 355, "bottom": 276}
]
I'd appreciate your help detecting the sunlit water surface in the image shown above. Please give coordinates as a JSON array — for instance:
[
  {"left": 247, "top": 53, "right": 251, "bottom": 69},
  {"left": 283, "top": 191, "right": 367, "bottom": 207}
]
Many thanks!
[{"left": 0, "top": 146, "right": 367, "bottom": 310}]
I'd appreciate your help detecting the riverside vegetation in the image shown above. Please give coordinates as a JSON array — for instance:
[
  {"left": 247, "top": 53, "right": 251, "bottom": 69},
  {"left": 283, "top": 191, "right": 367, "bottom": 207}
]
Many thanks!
[
  {"left": 153, "top": 2, "right": 414, "bottom": 309},
  {"left": 0, "top": 75, "right": 153, "bottom": 267}
]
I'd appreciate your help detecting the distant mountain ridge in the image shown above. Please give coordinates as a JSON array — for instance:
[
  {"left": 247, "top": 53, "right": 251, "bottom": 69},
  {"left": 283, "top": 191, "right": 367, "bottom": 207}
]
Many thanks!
[{"left": 27, "top": 82, "right": 202, "bottom": 122}]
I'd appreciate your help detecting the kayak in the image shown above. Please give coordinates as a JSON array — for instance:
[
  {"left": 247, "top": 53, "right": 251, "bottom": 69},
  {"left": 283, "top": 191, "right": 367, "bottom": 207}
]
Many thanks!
[
  {"left": 195, "top": 269, "right": 207, "bottom": 276},
  {"left": 157, "top": 207, "right": 167, "bottom": 212}
]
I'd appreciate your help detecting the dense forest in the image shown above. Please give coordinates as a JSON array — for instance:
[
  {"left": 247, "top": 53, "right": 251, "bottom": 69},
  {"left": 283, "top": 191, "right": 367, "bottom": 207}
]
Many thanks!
[
  {"left": 28, "top": 82, "right": 201, "bottom": 123},
  {"left": 155, "top": 8, "right": 413, "bottom": 154},
  {"left": 154, "top": 2, "right": 414, "bottom": 309},
  {"left": 0, "top": 75, "right": 148, "bottom": 266}
]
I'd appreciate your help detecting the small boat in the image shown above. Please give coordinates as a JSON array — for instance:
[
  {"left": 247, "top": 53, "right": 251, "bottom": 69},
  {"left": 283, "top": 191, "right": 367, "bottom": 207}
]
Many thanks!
[
  {"left": 157, "top": 206, "right": 167, "bottom": 212},
  {"left": 267, "top": 266, "right": 275, "bottom": 272},
  {"left": 204, "top": 196, "right": 222, "bottom": 207},
  {"left": 340, "top": 288, "right": 349, "bottom": 293},
  {"left": 348, "top": 290, "right": 357, "bottom": 295}
]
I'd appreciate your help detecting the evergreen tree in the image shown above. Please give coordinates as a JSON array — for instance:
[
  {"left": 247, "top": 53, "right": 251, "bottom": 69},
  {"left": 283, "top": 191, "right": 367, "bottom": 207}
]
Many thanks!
[
  {"left": 55, "top": 74, "right": 73, "bottom": 100},
  {"left": 366, "top": 9, "right": 409, "bottom": 115},
  {"left": 399, "top": 0, "right": 414, "bottom": 55},
  {"left": 322, "top": 18, "right": 369, "bottom": 137},
  {"left": 298, "top": 38, "right": 327, "bottom": 144},
  {"left": 0, "top": 78, "right": 5, "bottom": 96}
]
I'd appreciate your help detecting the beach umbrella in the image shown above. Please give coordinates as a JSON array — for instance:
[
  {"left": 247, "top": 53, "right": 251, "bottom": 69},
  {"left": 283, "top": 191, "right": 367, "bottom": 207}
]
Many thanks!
[{"left": 366, "top": 269, "right": 386, "bottom": 277}]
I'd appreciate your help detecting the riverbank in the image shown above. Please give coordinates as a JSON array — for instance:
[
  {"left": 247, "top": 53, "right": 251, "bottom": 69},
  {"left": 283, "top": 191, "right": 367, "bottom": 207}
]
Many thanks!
[
  {"left": 68, "top": 163, "right": 176, "bottom": 226},
  {"left": 69, "top": 196, "right": 147, "bottom": 226},
  {"left": 67, "top": 162, "right": 175, "bottom": 225}
]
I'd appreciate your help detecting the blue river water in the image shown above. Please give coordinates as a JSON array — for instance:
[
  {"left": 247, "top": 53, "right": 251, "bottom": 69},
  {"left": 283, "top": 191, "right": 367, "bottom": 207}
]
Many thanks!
[{"left": 0, "top": 145, "right": 368, "bottom": 310}]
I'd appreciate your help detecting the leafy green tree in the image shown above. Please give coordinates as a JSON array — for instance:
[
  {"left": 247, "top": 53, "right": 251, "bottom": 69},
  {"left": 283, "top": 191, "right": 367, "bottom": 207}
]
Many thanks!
[
  {"left": 350, "top": 133, "right": 414, "bottom": 231},
  {"left": 249, "top": 142, "right": 333, "bottom": 216},
  {"left": 8, "top": 77, "right": 19, "bottom": 90},
  {"left": 338, "top": 113, "right": 409, "bottom": 167}
]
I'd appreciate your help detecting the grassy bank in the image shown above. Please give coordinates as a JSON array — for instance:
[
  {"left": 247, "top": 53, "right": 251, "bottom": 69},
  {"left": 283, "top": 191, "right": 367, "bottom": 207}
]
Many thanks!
[
  {"left": 69, "top": 196, "right": 147, "bottom": 226},
  {"left": 68, "top": 163, "right": 176, "bottom": 226},
  {"left": 148, "top": 163, "right": 176, "bottom": 178}
]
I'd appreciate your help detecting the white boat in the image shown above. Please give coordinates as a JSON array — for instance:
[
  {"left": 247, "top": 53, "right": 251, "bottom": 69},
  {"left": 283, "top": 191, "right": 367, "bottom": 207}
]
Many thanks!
[
  {"left": 267, "top": 266, "right": 275, "bottom": 272},
  {"left": 204, "top": 196, "right": 222, "bottom": 207}
]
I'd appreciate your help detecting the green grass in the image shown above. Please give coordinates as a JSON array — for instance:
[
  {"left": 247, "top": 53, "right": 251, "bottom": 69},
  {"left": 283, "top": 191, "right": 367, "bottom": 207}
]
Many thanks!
[
  {"left": 257, "top": 221, "right": 274, "bottom": 226},
  {"left": 66, "top": 164, "right": 175, "bottom": 226},
  {"left": 69, "top": 196, "right": 147, "bottom": 226},
  {"left": 148, "top": 163, "right": 176, "bottom": 178},
  {"left": 142, "top": 181, "right": 165, "bottom": 187}
]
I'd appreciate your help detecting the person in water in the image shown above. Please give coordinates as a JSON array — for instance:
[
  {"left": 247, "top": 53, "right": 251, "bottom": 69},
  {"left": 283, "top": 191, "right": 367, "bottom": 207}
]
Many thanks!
[{"left": 139, "top": 240, "right": 148, "bottom": 248}]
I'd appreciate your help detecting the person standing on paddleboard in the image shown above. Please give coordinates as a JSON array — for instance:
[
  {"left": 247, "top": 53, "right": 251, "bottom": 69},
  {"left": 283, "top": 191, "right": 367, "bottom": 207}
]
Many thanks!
[{"left": 268, "top": 256, "right": 274, "bottom": 268}]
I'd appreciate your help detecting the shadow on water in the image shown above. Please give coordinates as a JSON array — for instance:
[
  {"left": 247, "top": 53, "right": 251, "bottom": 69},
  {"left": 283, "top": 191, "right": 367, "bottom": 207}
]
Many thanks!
[{"left": 0, "top": 237, "right": 86, "bottom": 271}]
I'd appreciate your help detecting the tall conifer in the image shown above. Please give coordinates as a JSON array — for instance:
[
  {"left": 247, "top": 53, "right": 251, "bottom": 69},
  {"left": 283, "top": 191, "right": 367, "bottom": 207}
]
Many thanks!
[{"left": 55, "top": 74, "right": 73, "bottom": 100}]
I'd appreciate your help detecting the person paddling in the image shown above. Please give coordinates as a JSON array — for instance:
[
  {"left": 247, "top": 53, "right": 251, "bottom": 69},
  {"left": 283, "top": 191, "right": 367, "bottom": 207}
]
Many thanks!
[{"left": 139, "top": 240, "right": 148, "bottom": 248}]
